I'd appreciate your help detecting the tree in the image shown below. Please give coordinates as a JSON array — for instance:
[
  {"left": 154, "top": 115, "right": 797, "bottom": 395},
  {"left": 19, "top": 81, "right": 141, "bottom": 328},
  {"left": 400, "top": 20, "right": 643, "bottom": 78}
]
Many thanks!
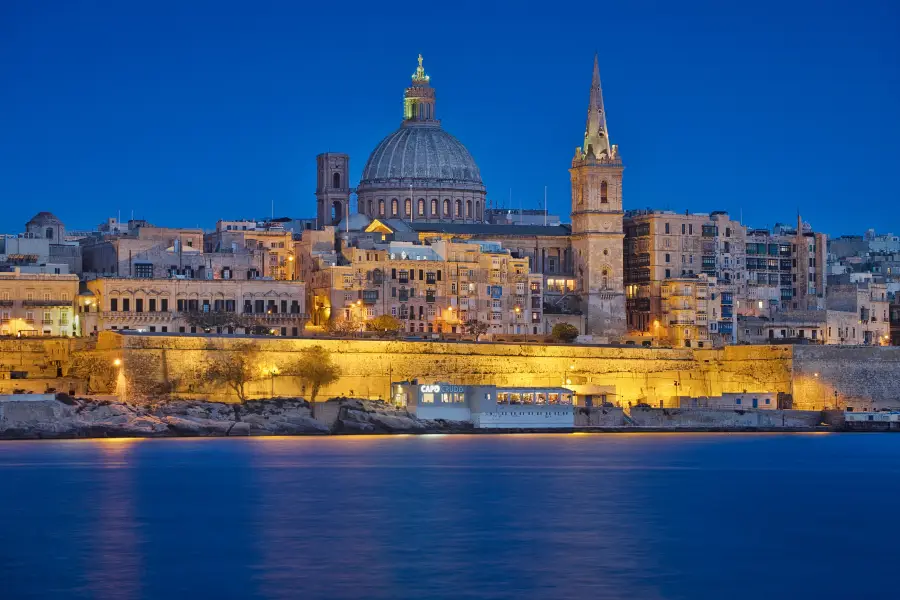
[
  {"left": 551, "top": 323, "right": 580, "bottom": 343},
  {"left": 286, "top": 345, "right": 341, "bottom": 406},
  {"left": 324, "top": 316, "right": 360, "bottom": 336},
  {"left": 464, "top": 319, "right": 489, "bottom": 342},
  {"left": 200, "top": 342, "right": 260, "bottom": 402},
  {"left": 366, "top": 314, "right": 402, "bottom": 337}
]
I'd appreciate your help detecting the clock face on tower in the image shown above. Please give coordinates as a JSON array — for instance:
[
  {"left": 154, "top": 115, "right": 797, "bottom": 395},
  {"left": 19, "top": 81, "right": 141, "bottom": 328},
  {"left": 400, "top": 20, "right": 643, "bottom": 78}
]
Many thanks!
[{"left": 602, "top": 220, "right": 612, "bottom": 230}]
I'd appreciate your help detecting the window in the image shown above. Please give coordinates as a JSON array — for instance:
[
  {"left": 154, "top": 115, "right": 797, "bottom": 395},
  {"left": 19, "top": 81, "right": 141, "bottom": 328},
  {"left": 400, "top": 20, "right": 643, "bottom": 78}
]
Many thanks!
[
  {"left": 665, "top": 253, "right": 670, "bottom": 263},
  {"left": 59, "top": 312, "right": 68, "bottom": 325},
  {"left": 455, "top": 199, "right": 462, "bottom": 218},
  {"left": 600, "top": 180, "right": 608, "bottom": 203},
  {"left": 136, "top": 299, "right": 143, "bottom": 313},
  {"left": 332, "top": 172, "right": 341, "bottom": 189},
  {"left": 417, "top": 199, "right": 425, "bottom": 216},
  {"left": 443, "top": 199, "right": 450, "bottom": 216},
  {"left": 682, "top": 224, "right": 686, "bottom": 234},
  {"left": 466, "top": 199, "right": 472, "bottom": 218},
  {"left": 122, "top": 298, "right": 130, "bottom": 312},
  {"left": 135, "top": 263, "right": 153, "bottom": 278},
  {"left": 405, "top": 198, "right": 411, "bottom": 216},
  {"left": 161, "top": 299, "right": 168, "bottom": 312},
  {"left": 665, "top": 269, "right": 671, "bottom": 278},
  {"left": 665, "top": 222, "right": 670, "bottom": 234},
  {"left": 391, "top": 199, "right": 398, "bottom": 216},
  {"left": 379, "top": 199, "right": 385, "bottom": 216}
]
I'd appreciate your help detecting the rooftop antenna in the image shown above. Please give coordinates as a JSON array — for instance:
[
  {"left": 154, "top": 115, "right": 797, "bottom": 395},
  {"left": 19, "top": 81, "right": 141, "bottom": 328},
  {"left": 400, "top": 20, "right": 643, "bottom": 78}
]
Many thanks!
[
  {"left": 271, "top": 199, "right": 274, "bottom": 220},
  {"left": 544, "top": 186, "right": 548, "bottom": 226}
]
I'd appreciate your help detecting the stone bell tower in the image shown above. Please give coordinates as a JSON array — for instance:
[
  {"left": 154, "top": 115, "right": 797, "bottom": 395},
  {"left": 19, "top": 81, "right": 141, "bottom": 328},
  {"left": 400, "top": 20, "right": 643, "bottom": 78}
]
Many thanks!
[
  {"left": 570, "top": 55, "right": 626, "bottom": 341},
  {"left": 315, "top": 153, "right": 350, "bottom": 227}
]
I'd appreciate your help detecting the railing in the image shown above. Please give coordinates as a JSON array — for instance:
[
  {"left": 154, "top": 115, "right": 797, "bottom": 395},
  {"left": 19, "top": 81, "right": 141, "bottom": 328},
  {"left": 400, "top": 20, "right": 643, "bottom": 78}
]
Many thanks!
[
  {"left": 0, "top": 300, "right": 13, "bottom": 307},
  {"left": 22, "top": 300, "right": 73, "bottom": 307}
]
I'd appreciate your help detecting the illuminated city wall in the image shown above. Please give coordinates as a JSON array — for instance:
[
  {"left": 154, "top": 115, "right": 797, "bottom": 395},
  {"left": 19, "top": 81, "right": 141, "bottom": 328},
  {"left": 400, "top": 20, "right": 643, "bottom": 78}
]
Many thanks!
[{"left": 97, "top": 333, "right": 796, "bottom": 406}]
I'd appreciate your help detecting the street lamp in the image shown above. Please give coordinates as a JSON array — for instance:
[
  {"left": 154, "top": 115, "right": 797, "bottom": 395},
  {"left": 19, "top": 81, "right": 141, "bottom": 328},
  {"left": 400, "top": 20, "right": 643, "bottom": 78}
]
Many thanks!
[{"left": 113, "top": 358, "right": 122, "bottom": 367}]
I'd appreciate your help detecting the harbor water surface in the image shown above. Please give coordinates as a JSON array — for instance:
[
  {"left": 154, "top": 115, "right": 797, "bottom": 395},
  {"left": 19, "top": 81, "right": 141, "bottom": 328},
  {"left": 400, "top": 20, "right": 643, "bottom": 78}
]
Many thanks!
[{"left": 1, "top": 433, "right": 897, "bottom": 599}]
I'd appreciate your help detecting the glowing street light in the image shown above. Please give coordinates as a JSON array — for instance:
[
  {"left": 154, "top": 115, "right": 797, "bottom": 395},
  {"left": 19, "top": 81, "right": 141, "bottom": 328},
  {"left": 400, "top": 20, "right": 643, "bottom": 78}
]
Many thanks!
[{"left": 113, "top": 358, "right": 122, "bottom": 367}]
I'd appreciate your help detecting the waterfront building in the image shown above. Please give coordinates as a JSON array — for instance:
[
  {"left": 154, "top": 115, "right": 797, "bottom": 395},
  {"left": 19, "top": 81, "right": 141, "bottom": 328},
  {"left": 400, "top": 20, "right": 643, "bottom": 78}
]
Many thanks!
[
  {"left": 826, "top": 281, "right": 890, "bottom": 345},
  {"left": 0, "top": 271, "right": 79, "bottom": 337},
  {"left": 306, "top": 238, "right": 543, "bottom": 335},
  {"left": 737, "top": 308, "right": 884, "bottom": 345},
  {"left": 393, "top": 381, "right": 575, "bottom": 428},
  {"left": 744, "top": 218, "right": 827, "bottom": 315},
  {"left": 79, "top": 277, "right": 307, "bottom": 336},
  {"left": 624, "top": 210, "right": 744, "bottom": 340},
  {"left": 659, "top": 274, "right": 722, "bottom": 348}
]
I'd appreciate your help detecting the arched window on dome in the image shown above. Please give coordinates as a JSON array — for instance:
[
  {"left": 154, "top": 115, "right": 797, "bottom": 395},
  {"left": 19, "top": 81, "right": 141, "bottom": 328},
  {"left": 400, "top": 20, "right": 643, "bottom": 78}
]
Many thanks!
[
  {"left": 379, "top": 199, "right": 385, "bottom": 217},
  {"left": 455, "top": 200, "right": 462, "bottom": 218},
  {"left": 431, "top": 199, "right": 438, "bottom": 216},
  {"left": 332, "top": 172, "right": 341, "bottom": 189},
  {"left": 367, "top": 200, "right": 373, "bottom": 216},
  {"left": 417, "top": 199, "right": 425, "bottom": 217},
  {"left": 475, "top": 200, "right": 481, "bottom": 221},
  {"left": 601, "top": 181, "right": 608, "bottom": 204},
  {"left": 443, "top": 199, "right": 450, "bottom": 217},
  {"left": 391, "top": 199, "right": 399, "bottom": 217},
  {"left": 405, "top": 198, "right": 412, "bottom": 217},
  {"left": 466, "top": 200, "right": 472, "bottom": 219}
]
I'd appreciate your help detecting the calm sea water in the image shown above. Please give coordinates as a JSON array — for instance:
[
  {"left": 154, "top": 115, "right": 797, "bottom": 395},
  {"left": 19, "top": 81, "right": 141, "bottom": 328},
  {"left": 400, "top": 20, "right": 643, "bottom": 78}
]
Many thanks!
[{"left": 1, "top": 433, "right": 897, "bottom": 600}]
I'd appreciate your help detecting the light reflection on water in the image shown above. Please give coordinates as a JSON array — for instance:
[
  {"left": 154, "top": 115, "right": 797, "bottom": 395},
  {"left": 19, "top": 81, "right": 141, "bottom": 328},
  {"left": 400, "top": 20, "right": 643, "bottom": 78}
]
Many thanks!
[{"left": 0, "top": 434, "right": 898, "bottom": 599}]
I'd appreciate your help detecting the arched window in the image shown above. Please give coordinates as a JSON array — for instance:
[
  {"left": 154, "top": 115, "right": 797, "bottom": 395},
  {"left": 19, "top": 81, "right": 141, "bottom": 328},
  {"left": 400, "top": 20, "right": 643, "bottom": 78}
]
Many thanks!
[
  {"left": 45, "top": 227, "right": 54, "bottom": 240},
  {"left": 443, "top": 199, "right": 450, "bottom": 217},
  {"left": 391, "top": 199, "right": 399, "bottom": 216},
  {"left": 466, "top": 200, "right": 472, "bottom": 218},
  {"left": 404, "top": 198, "right": 412, "bottom": 216},
  {"left": 475, "top": 200, "right": 480, "bottom": 220},
  {"left": 455, "top": 199, "right": 462, "bottom": 218},
  {"left": 600, "top": 181, "right": 608, "bottom": 203},
  {"left": 379, "top": 199, "right": 385, "bottom": 217},
  {"left": 431, "top": 199, "right": 438, "bottom": 216},
  {"left": 332, "top": 172, "right": 341, "bottom": 189},
  {"left": 601, "top": 269, "right": 609, "bottom": 289},
  {"left": 417, "top": 199, "right": 425, "bottom": 216},
  {"left": 367, "top": 200, "right": 373, "bottom": 216}
]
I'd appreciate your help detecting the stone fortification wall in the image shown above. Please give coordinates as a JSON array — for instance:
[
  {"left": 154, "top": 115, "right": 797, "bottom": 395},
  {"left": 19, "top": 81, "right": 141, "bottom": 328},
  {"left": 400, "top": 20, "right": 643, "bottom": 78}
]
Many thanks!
[
  {"left": 630, "top": 408, "right": 822, "bottom": 428},
  {"left": 575, "top": 406, "right": 626, "bottom": 426},
  {"left": 100, "top": 333, "right": 794, "bottom": 405},
  {"left": 791, "top": 346, "right": 900, "bottom": 410}
]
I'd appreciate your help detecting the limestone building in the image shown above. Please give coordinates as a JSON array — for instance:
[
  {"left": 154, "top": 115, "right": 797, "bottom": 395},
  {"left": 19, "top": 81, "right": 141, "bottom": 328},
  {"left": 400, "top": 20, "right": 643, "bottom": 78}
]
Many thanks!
[
  {"left": 624, "top": 210, "right": 744, "bottom": 340},
  {"left": 0, "top": 271, "right": 79, "bottom": 337},
  {"left": 79, "top": 277, "right": 307, "bottom": 336},
  {"left": 305, "top": 238, "right": 543, "bottom": 335}
]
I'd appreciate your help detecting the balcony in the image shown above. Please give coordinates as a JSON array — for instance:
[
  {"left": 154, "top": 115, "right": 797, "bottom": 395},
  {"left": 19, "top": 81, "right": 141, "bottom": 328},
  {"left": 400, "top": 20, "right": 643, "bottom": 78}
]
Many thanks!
[
  {"left": 41, "top": 319, "right": 53, "bottom": 324},
  {"left": 23, "top": 299, "right": 73, "bottom": 307},
  {"left": 0, "top": 300, "right": 13, "bottom": 307}
]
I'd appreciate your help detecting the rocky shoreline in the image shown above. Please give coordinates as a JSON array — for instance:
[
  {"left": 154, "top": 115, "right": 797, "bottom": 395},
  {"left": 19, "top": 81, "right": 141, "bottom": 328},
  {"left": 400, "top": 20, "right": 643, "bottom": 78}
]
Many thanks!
[{"left": 0, "top": 395, "right": 473, "bottom": 440}]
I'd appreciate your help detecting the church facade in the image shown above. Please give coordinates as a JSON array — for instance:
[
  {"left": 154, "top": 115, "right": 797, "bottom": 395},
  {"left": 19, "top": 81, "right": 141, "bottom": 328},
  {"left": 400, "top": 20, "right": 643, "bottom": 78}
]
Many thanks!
[{"left": 314, "top": 55, "right": 627, "bottom": 341}]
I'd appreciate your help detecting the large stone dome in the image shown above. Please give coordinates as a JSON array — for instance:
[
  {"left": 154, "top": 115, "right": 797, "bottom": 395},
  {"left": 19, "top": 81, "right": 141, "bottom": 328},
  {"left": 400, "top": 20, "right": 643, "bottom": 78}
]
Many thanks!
[
  {"left": 355, "top": 56, "right": 487, "bottom": 224},
  {"left": 360, "top": 123, "right": 483, "bottom": 188}
]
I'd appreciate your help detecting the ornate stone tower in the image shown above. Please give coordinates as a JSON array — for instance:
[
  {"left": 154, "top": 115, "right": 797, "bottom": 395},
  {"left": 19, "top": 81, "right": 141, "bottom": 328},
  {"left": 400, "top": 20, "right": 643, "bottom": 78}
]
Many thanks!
[
  {"left": 570, "top": 55, "right": 626, "bottom": 340},
  {"left": 315, "top": 153, "right": 350, "bottom": 227}
]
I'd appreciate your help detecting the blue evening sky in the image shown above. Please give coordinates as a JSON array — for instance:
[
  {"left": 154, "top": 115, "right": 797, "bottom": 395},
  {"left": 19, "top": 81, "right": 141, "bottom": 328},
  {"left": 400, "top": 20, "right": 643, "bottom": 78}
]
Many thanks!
[{"left": 1, "top": 0, "right": 898, "bottom": 236}]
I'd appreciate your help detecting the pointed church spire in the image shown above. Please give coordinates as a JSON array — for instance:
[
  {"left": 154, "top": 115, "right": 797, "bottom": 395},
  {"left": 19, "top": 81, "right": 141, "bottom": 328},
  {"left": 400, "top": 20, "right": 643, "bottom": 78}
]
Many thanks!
[{"left": 583, "top": 53, "right": 612, "bottom": 160}]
